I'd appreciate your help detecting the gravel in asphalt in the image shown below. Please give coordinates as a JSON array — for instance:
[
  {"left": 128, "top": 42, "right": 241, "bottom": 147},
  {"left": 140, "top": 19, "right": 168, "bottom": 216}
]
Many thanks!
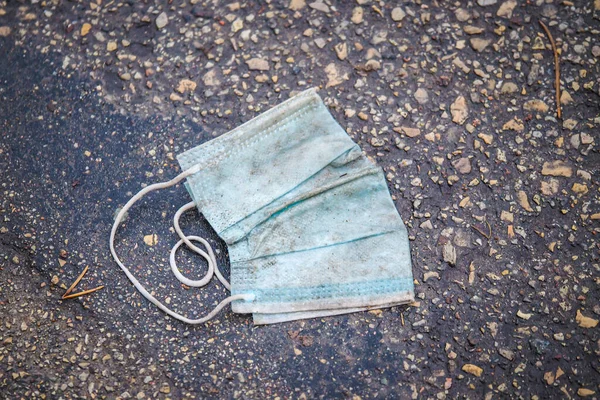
[{"left": 1, "top": 0, "right": 599, "bottom": 398}]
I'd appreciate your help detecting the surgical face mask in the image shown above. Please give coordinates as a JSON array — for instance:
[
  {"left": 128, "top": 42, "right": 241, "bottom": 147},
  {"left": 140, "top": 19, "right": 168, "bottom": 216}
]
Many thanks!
[{"left": 110, "top": 88, "right": 414, "bottom": 325}]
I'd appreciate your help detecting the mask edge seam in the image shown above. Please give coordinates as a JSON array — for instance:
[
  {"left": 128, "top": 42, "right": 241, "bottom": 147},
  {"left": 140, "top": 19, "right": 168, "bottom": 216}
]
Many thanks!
[{"left": 179, "top": 99, "right": 319, "bottom": 171}]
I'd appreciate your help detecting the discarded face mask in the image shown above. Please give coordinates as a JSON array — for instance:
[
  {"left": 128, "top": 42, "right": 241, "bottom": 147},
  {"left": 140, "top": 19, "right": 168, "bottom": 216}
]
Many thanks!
[{"left": 110, "top": 88, "right": 414, "bottom": 325}]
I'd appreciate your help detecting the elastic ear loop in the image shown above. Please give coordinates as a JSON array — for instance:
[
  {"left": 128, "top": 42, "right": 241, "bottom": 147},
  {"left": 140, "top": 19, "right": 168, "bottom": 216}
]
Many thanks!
[
  {"left": 170, "top": 201, "right": 231, "bottom": 290},
  {"left": 109, "top": 166, "right": 254, "bottom": 325}
]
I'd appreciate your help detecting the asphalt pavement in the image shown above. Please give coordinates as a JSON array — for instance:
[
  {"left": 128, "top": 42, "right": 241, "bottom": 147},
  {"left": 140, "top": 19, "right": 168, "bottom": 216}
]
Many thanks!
[{"left": 1, "top": 0, "right": 599, "bottom": 398}]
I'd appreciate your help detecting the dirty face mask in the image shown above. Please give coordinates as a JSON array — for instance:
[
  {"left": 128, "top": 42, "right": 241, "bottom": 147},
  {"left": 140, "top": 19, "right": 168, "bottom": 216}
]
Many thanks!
[{"left": 110, "top": 88, "right": 414, "bottom": 325}]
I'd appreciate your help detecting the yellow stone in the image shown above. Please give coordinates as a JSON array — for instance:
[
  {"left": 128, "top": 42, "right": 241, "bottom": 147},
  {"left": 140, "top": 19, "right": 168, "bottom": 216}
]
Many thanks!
[
  {"left": 572, "top": 183, "right": 588, "bottom": 195},
  {"left": 462, "top": 364, "right": 483, "bottom": 377},
  {"left": 459, "top": 196, "right": 471, "bottom": 208},
  {"left": 502, "top": 118, "right": 524, "bottom": 132},
  {"left": 541, "top": 161, "right": 572, "bottom": 177},
  {"left": 517, "top": 190, "right": 533, "bottom": 212},
  {"left": 394, "top": 126, "right": 421, "bottom": 138},
  {"left": 555, "top": 367, "right": 564, "bottom": 380},
  {"left": 288, "top": 0, "right": 306, "bottom": 11},
  {"left": 478, "top": 133, "right": 493, "bottom": 144},
  {"left": 81, "top": 23, "right": 92, "bottom": 37},
  {"left": 576, "top": 310, "right": 598, "bottom": 328},
  {"left": 143, "top": 234, "right": 158, "bottom": 246},
  {"left": 577, "top": 388, "right": 595, "bottom": 397},
  {"left": 554, "top": 137, "right": 564, "bottom": 147},
  {"left": 501, "top": 210, "right": 514, "bottom": 223},
  {"left": 517, "top": 310, "right": 532, "bottom": 320},
  {"left": 523, "top": 99, "right": 549, "bottom": 113},
  {"left": 560, "top": 90, "right": 573, "bottom": 105},
  {"left": 541, "top": 179, "right": 559, "bottom": 195},
  {"left": 176, "top": 79, "right": 197, "bottom": 94},
  {"left": 544, "top": 371, "right": 554, "bottom": 385},
  {"left": 231, "top": 19, "right": 243, "bottom": 33},
  {"left": 351, "top": 7, "right": 364, "bottom": 24},
  {"left": 334, "top": 42, "right": 348, "bottom": 61}
]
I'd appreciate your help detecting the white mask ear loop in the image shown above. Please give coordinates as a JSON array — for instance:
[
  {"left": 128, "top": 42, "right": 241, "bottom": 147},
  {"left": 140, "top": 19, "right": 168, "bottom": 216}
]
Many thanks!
[
  {"left": 171, "top": 202, "right": 231, "bottom": 290},
  {"left": 109, "top": 166, "right": 254, "bottom": 325}
]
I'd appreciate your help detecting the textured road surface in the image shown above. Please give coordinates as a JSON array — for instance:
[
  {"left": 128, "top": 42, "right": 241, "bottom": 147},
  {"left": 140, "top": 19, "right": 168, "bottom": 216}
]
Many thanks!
[{"left": 1, "top": 0, "right": 599, "bottom": 398}]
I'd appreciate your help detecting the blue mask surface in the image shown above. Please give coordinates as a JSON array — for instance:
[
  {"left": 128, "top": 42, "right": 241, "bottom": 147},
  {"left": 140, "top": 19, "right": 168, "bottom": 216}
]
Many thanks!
[{"left": 111, "top": 88, "right": 414, "bottom": 325}]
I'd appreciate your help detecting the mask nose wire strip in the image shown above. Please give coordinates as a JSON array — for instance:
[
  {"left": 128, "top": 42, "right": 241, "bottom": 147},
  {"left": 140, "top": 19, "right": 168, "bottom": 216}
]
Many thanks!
[
  {"left": 109, "top": 166, "right": 255, "bottom": 325},
  {"left": 172, "top": 201, "right": 232, "bottom": 291}
]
